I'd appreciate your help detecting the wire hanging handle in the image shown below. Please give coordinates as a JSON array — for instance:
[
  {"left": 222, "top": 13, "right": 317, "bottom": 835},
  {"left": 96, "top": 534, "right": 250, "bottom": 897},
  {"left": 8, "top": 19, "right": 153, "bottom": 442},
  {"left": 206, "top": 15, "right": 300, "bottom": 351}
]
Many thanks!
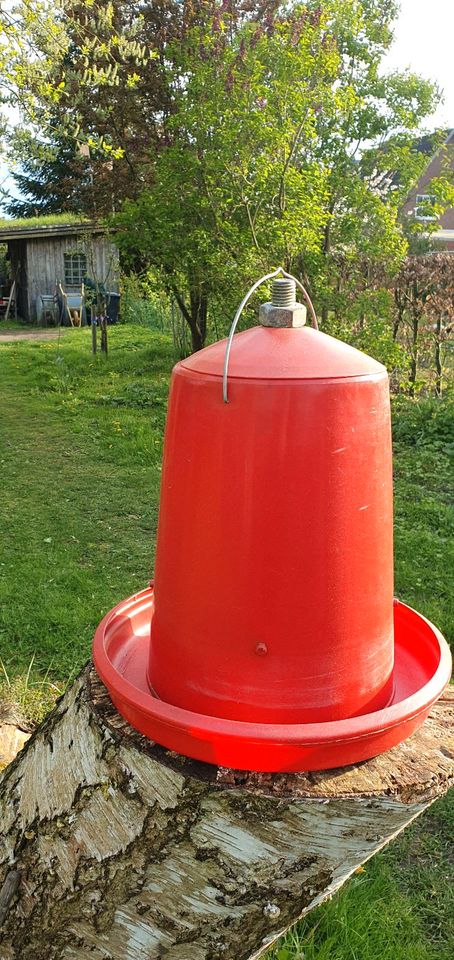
[{"left": 222, "top": 267, "right": 318, "bottom": 403}]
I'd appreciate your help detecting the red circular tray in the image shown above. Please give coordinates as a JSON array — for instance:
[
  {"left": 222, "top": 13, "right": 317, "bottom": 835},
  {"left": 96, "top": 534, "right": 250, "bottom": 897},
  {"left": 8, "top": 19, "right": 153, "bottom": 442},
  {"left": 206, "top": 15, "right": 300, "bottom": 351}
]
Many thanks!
[{"left": 93, "top": 587, "right": 451, "bottom": 772}]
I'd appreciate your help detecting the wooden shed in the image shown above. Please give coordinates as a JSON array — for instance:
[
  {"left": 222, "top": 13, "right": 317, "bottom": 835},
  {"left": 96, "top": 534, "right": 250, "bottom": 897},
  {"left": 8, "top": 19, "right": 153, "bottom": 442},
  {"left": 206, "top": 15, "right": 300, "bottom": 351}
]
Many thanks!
[{"left": 0, "top": 219, "right": 119, "bottom": 323}]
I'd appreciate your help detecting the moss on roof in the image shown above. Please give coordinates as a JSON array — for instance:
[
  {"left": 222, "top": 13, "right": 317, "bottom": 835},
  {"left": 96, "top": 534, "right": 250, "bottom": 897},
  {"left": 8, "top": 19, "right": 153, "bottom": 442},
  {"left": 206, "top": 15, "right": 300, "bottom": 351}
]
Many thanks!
[{"left": 0, "top": 213, "right": 93, "bottom": 230}]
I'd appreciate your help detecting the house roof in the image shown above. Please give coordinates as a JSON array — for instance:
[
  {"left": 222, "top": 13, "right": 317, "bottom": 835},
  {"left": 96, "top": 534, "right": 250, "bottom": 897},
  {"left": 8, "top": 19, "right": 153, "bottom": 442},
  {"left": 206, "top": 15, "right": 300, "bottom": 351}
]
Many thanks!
[
  {"left": 367, "top": 129, "right": 454, "bottom": 198},
  {"left": 0, "top": 219, "right": 110, "bottom": 242},
  {"left": 401, "top": 129, "right": 454, "bottom": 228}
]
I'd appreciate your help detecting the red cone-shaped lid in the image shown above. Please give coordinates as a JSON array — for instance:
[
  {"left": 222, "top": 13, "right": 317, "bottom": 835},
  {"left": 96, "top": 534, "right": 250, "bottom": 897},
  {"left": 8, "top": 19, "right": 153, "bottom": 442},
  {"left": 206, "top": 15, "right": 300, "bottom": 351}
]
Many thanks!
[{"left": 180, "top": 325, "right": 386, "bottom": 380}]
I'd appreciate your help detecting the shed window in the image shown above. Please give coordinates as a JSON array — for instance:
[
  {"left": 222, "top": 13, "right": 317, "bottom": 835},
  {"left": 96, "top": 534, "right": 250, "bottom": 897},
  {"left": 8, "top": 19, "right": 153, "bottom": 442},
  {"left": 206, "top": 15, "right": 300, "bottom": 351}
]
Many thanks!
[{"left": 64, "top": 252, "right": 87, "bottom": 286}]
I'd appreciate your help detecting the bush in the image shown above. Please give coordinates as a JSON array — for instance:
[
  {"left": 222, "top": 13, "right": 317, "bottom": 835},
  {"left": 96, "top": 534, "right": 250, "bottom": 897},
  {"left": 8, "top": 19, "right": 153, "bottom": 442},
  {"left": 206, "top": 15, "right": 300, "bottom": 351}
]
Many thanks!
[
  {"left": 322, "top": 289, "right": 410, "bottom": 389},
  {"left": 120, "top": 274, "right": 169, "bottom": 329},
  {"left": 120, "top": 273, "right": 192, "bottom": 358}
]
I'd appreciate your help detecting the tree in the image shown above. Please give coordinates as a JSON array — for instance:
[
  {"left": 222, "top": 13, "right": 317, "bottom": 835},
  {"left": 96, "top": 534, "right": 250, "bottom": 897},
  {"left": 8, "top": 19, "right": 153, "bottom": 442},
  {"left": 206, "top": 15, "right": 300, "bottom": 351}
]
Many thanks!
[
  {"left": 4, "top": 128, "right": 94, "bottom": 217},
  {"left": 114, "top": 1, "right": 444, "bottom": 349},
  {"left": 115, "top": 5, "right": 340, "bottom": 349},
  {"left": 1, "top": 2, "right": 450, "bottom": 352},
  {"left": 0, "top": 0, "right": 168, "bottom": 214},
  {"left": 0, "top": 1, "right": 272, "bottom": 216}
]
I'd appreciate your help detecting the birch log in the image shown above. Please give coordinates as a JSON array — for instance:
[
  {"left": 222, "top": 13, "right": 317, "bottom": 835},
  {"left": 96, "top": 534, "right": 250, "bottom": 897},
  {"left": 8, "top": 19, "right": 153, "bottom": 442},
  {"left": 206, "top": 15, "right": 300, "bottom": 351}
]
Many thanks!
[{"left": 0, "top": 665, "right": 452, "bottom": 960}]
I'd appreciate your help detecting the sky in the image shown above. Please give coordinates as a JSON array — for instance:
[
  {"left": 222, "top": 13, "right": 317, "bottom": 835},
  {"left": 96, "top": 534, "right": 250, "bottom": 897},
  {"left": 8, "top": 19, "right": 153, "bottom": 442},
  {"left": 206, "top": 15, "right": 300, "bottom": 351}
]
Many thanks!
[
  {"left": 383, "top": 0, "right": 454, "bottom": 128},
  {"left": 1, "top": 1, "right": 453, "bottom": 212}
]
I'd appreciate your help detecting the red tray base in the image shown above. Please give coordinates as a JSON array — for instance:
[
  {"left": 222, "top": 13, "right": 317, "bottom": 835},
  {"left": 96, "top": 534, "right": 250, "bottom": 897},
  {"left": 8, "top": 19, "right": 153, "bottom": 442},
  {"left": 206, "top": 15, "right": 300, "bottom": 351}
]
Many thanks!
[{"left": 93, "top": 587, "right": 451, "bottom": 772}]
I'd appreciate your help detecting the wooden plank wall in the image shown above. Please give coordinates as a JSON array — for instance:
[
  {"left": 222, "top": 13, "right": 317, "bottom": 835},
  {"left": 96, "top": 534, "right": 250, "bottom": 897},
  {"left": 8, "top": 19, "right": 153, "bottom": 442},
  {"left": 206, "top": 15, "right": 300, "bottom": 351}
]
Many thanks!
[{"left": 26, "top": 234, "right": 120, "bottom": 321}]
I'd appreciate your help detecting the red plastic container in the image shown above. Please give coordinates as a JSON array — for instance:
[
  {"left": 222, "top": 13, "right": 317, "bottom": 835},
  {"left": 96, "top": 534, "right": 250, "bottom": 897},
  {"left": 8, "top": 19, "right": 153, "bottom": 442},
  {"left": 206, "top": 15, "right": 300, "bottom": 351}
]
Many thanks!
[
  {"left": 93, "top": 315, "right": 451, "bottom": 771},
  {"left": 149, "top": 326, "right": 394, "bottom": 723}
]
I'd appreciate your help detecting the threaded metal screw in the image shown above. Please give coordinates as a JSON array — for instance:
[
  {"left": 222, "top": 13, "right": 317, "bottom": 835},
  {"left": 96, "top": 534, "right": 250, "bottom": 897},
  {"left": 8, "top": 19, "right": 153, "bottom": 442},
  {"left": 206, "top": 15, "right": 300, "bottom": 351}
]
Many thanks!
[{"left": 271, "top": 278, "right": 296, "bottom": 307}]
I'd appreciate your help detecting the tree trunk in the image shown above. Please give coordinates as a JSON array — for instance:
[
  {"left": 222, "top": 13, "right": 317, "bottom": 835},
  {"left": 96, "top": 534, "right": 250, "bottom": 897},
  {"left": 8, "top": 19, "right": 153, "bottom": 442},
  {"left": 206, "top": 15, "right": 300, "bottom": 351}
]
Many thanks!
[
  {"left": 0, "top": 665, "right": 452, "bottom": 960},
  {"left": 189, "top": 322, "right": 204, "bottom": 353},
  {"left": 188, "top": 290, "right": 208, "bottom": 353},
  {"left": 392, "top": 306, "right": 403, "bottom": 343},
  {"left": 409, "top": 308, "right": 419, "bottom": 397},
  {"left": 435, "top": 313, "right": 443, "bottom": 397},
  {"left": 320, "top": 220, "right": 332, "bottom": 329},
  {"left": 91, "top": 312, "right": 97, "bottom": 355},
  {"left": 100, "top": 316, "right": 108, "bottom": 356},
  {"left": 172, "top": 288, "right": 207, "bottom": 353}
]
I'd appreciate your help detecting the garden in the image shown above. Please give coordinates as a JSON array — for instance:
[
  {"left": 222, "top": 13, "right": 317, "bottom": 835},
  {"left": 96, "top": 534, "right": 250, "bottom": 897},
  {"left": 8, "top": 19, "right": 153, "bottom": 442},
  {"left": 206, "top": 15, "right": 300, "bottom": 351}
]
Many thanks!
[
  {"left": 0, "top": 322, "right": 452, "bottom": 957},
  {"left": 0, "top": 0, "right": 453, "bottom": 955}
]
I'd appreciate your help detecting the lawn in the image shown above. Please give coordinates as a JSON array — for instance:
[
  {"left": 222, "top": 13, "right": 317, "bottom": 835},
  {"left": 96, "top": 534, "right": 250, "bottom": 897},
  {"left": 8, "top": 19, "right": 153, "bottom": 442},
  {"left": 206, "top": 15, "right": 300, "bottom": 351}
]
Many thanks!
[
  {"left": 0, "top": 324, "right": 453, "bottom": 958},
  {"left": 0, "top": 325, "right": 170, "bottom": 685}
]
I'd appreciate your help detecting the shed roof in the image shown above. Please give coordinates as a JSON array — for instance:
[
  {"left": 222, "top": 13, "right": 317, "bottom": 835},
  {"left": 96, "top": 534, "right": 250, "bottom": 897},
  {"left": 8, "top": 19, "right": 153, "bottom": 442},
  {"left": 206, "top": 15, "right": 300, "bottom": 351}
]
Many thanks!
[{"left": 0, "top": 219, "right": 110, "bottom": 242}]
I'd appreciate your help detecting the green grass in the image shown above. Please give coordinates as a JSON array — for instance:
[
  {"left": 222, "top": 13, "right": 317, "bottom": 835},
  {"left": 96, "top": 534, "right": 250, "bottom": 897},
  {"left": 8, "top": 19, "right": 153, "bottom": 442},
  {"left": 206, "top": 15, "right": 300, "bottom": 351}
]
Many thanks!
[
  {"left": 0, "top": 324, "right": 452, "bottom": 959},
  {"left": 392, "top": 395, "right": 454, "bottom": 646},
  {"left": 0, "top": 318, "right": 29, "bottom": 331},
  {"left": 0, "top": 658, "right": 63, "bottom": 726},
  {"left": 0, "top": 325, "right": 172, "bottom": 679}
]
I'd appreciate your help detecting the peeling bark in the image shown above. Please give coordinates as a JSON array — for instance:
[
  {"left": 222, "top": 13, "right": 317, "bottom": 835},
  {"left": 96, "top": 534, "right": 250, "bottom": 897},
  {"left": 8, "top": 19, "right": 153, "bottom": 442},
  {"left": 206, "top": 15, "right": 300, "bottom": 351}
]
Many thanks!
[{"left": 0, "top": 665, "right": 452, "bottom": 960}]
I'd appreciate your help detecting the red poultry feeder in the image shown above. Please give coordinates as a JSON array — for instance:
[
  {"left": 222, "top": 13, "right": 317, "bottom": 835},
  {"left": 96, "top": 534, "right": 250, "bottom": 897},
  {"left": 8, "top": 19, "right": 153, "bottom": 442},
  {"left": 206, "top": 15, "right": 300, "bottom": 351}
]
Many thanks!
[{"left": 93, "top": 270, "right": 451, "bottom": 771}]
